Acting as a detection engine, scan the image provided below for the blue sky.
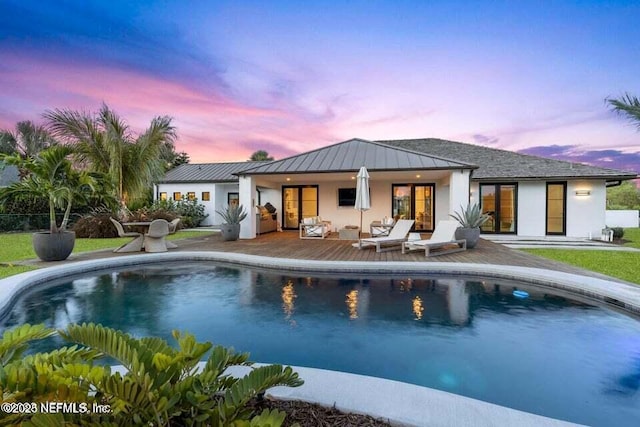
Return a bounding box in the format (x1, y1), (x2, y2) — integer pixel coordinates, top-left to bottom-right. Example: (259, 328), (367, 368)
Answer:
(0, 0), (638, 174)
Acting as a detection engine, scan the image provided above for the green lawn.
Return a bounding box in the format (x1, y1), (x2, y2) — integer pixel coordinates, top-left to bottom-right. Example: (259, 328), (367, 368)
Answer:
(623, 227), (640, 249)
(0, 230), (215, 279)
(522, 227), (640, 285)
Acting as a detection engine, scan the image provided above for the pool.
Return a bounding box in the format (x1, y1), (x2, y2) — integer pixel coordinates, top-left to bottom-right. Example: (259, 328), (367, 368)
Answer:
(2, 261), (639, 426)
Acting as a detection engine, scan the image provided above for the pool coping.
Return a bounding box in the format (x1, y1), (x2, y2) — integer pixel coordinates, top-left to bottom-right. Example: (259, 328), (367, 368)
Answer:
(0, 251), (633, 426)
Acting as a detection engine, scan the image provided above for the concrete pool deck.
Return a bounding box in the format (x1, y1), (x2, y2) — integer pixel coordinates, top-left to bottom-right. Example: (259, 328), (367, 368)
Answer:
(2, 237), (637, 426)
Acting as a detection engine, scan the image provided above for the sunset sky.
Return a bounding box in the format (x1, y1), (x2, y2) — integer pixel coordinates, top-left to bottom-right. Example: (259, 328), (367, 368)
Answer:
(0, 1), (638, 174)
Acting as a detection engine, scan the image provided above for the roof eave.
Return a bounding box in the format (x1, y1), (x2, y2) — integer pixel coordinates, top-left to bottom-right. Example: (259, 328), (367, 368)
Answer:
(235, 165), (478, 176)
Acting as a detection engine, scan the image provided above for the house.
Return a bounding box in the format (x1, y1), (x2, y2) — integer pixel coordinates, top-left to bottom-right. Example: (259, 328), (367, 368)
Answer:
(155, 138), (637, 238)
(0, 164), (19, 187)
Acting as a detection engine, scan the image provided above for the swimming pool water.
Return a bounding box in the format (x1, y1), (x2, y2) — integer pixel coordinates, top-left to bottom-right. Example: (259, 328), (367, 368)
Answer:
(2, 262), (639, 426)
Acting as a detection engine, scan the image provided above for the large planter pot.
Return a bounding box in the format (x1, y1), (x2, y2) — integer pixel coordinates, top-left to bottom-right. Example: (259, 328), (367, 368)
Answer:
(32, 231), (76, 261)
(454, 227), (481, 249)
(220, 224), (241, 241)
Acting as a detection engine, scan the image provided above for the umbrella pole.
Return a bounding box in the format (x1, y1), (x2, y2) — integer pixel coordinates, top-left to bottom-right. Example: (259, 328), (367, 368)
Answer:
(359, 210), (363, 249)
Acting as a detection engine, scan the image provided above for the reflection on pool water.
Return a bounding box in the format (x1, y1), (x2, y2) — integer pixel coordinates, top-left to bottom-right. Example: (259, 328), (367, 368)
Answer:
(2, 262), (639, 426)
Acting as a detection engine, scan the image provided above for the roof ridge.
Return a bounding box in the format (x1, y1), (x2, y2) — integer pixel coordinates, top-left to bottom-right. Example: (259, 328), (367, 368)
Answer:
(371, 139), (476, 167)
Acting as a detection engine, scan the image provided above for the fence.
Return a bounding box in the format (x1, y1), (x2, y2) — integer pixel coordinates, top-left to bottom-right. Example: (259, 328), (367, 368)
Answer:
(0, 214), (80, 232)
(605, 210), (640, 228)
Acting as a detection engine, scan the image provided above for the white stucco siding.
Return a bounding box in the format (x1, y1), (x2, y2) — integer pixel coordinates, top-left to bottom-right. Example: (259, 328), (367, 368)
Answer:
(566, 180), (606, 238)
(516, 182), (547, 236)
(449, 170), (470, 215)
(239, 176), (256, 239)
(155, 182), (217, 226)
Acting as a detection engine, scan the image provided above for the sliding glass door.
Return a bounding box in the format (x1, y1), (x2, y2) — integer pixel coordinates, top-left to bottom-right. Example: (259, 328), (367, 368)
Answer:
(480, 183), (517, 234)
(282, 186), (318, 229)
(391, 184), (434, 231)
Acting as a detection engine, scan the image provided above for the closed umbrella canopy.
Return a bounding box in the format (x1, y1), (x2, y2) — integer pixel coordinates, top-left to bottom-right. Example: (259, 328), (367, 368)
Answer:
(355, 166), (370, 245)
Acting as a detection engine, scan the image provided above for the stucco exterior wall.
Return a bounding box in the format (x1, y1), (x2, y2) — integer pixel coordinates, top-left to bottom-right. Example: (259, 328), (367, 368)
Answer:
(155, 182), (217, 226)
(516, 181), (547, 236)
(566, 180), (606, 238)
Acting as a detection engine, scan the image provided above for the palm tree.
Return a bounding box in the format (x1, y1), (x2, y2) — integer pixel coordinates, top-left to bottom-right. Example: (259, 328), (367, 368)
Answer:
(0, 121), (57, 178)
(43, 104), (177, 210)
(607, 93), (640, 130)
(249, 150), (274, 161)
(0, 146), (96, 233)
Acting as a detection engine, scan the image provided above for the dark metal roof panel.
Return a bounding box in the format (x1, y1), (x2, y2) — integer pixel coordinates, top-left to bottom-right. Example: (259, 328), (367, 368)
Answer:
(159, 161), (271, 183)
(237, 138), (474, 175)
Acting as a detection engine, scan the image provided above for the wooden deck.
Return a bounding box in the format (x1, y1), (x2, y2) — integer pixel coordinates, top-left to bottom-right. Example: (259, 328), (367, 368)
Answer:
(26, 230), (623, 282)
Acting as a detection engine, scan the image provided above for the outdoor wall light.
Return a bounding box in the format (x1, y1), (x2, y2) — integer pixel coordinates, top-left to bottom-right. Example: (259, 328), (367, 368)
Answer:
(416, 174), (421, 178)
(286, 177), (291, 181)
(575, 190), (591, 196)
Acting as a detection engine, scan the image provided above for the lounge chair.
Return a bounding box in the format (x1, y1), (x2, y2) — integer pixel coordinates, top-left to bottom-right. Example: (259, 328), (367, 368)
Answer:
(144, 219), (170, 253)
(110, 217), (144, 253)
(401, 220), (466, 257)
(358, 219), (415, 252)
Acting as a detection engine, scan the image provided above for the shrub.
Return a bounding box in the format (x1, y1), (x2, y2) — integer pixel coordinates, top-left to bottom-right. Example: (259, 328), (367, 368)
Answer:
(135, 198), (208, 228)
(612, 227), (625, 239)
(72, 209), (119, 238)
(0, 323), (303, 426)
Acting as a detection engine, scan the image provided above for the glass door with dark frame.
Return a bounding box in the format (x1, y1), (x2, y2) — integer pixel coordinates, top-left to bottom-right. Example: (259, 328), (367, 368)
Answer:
(391, 184), (435, 232)
(480, 184), (517, 234)
(546, 183), (566, 235)
(282, 186), (318, 229)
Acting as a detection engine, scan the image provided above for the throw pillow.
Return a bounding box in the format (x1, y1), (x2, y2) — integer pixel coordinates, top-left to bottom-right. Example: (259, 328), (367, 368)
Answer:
(264, 202), (276, 213)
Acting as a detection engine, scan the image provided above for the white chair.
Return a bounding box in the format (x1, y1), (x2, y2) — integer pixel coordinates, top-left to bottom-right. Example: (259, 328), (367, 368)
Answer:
(165, 218), (181, 249)
(144, 219), (170, 253)
(402, 220), (466, 257)
(299, 217), (332, 239)
(358, 219), (415, 252)
(110, 217), (144, 253)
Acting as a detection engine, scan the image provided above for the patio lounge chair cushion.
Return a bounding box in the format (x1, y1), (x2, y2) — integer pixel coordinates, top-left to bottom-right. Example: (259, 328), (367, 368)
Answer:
(358, 219), (415, 252)
(402, 220), (467, 257)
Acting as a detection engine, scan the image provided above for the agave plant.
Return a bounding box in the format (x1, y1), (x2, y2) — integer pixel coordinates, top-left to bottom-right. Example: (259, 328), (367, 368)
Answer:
(216, 204), (248, 224)
(0, 323), (303, 426)
(449, 203), (491, 228)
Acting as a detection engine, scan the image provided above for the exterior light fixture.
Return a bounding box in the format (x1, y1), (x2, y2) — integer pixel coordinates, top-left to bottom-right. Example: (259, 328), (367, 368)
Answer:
(286, 177), (291, 181)
(351, 176), (355, 180)
(575, 190), (591, 196)
(416, 174), (421, 178)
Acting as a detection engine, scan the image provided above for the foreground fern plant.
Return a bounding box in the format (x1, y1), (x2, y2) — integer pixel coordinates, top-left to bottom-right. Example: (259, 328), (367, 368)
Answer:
(0, 323), (303, 426)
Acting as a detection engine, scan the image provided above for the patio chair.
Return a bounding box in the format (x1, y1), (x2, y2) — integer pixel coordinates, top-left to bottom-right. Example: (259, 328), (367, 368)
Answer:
(299, 217), (332, 239)
(144, 219), (170, 253)
(401, 220), (466, 257)
(165, 218), (181, 249)
(110, 217), (144, 253)
(358, 219), (415, 252)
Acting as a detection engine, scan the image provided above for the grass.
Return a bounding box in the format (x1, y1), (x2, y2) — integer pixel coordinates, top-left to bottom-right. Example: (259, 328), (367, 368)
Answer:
(0, 230), (215, 279)
(623, 227), (640, 249)
(521, 249), (640, 285)
(522, 227), (640, 285)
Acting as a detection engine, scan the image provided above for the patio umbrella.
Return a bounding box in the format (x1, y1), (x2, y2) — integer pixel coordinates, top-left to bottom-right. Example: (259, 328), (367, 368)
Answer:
(354, 166), (371, 248)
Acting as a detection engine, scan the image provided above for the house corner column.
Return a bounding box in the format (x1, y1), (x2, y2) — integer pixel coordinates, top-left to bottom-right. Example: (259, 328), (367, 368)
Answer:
(449, 169), (471, 216)
(239, 175), (256, 239)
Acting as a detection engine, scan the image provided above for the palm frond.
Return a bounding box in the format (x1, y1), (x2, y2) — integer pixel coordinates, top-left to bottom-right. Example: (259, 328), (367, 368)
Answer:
(607, 93), (640, 130)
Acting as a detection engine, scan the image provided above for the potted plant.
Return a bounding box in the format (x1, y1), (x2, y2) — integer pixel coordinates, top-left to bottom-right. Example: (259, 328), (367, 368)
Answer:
(449, 203), (491, 249)
(0, 146), (97, 261)
(216, 204), (247, 241)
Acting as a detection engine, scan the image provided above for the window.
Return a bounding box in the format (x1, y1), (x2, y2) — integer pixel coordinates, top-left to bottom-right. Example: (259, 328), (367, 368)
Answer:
(228, 192), (239, 207)
(202, 191), (210, 201)
(172, 192), (181, 201)
(159, 192), (167, 201)
(546, 182), (566, 235)
(480, 184), (517, 234)
(187, 192), (196, 201)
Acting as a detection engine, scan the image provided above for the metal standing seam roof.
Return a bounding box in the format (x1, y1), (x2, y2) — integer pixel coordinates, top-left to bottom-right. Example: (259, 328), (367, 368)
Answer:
(158, 161), (271, 183)
(235, 138), (476, 175)
(380, 138), (638, 181)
